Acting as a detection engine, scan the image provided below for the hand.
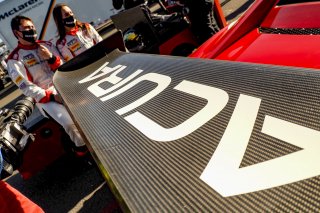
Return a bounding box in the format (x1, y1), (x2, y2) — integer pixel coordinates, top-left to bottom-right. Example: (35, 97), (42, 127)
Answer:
(38, 44), (53, 60)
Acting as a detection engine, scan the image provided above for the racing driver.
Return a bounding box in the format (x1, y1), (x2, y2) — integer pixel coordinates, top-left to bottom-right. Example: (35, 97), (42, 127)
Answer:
(53, 4), (103, 62)
(6, 15), (88, 156)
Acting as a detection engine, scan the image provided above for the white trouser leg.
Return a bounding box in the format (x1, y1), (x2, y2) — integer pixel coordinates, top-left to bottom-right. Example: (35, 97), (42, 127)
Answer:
(36, 102), (85, 147)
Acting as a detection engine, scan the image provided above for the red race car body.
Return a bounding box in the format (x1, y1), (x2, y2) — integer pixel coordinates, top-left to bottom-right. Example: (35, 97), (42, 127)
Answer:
(191, 0), (320, 69)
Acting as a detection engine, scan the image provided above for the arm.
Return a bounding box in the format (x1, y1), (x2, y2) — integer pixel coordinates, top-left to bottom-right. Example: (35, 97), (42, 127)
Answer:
(7, 59), (53, 103)
(56, 39), (75, 62)
(47, 44), (63, 71)
(89, 24), (103, 43)
(38, 43), (63, 71)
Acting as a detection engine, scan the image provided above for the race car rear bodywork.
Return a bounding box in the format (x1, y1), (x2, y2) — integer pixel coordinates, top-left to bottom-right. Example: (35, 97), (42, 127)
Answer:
(53, 48), (320, 211)
(53, 0), (320, 211)
(191, 0), (320, 69)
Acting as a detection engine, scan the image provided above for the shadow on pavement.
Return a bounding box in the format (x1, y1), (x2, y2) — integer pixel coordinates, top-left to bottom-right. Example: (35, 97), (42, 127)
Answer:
(5, 154), (122, 213)
(225, 0), (254, 21)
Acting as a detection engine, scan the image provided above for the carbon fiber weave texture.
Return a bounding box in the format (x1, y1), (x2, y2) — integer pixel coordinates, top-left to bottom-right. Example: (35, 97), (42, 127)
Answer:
(54, 50), (320, 212)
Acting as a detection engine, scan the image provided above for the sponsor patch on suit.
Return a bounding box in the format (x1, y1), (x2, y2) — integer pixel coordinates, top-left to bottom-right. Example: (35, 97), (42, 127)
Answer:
(23, 54), (39, 67)
(68, 38), (82, 52)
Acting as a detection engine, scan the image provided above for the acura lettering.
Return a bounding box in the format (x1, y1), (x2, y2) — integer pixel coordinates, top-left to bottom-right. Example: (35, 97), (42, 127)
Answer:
(79, 61), (320, 197)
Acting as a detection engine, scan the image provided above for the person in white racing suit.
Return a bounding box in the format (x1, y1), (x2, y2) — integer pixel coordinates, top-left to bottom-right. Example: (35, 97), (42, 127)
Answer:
(6, 15), (87, 156)
(53, 3), (103, 62)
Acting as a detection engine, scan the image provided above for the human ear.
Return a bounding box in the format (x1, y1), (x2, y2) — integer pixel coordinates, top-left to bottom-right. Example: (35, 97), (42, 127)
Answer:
(13, 30), (20, 38)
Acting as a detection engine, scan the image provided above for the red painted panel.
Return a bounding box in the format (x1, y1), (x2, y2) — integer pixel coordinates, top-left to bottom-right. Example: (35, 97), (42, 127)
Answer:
(216, 29), (320, 69)
(190, 0), (278, 59)
(159, 28), (198, 55)
(261, 3), (320, 28)
(18, 119), (66, 179)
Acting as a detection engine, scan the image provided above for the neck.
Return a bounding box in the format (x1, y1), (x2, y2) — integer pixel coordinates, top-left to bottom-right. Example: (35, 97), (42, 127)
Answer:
(18, 37), (35, 46)
(18, 41), (38, 50)
(65, 26), (75, 32)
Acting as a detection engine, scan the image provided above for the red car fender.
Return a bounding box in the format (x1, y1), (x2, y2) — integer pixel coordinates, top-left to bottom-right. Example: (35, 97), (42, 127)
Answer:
(190, 0), (279, 59)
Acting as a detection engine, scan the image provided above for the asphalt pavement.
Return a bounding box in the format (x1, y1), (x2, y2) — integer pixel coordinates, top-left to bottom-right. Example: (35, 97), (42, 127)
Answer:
(1, 1), (253, 212)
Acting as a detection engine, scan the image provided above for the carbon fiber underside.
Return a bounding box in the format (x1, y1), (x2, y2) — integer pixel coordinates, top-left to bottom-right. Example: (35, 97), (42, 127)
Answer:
(53, 50), (320, 212)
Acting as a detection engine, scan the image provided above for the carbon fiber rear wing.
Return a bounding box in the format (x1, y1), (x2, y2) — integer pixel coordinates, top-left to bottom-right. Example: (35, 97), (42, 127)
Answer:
(53, 49), (320, 212)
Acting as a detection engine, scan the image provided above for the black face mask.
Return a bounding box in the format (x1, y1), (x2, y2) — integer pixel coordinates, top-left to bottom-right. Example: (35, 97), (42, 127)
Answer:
(19, 29), (37, 43)
(63, 16), (76, 27)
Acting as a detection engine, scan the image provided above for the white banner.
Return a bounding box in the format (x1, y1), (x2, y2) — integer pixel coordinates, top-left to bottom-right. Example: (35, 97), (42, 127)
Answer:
(0, 0), (114, 50)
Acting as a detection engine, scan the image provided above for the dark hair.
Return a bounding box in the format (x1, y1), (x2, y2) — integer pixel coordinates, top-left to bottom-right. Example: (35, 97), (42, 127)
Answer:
(53, 3), (88, 41)
(113, 0), (123, 10)
(11, 16), (33, 38)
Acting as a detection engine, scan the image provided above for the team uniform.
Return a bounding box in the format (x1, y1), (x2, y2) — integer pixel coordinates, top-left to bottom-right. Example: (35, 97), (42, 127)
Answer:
(56, 24), (102, 62)
(6, 41), (85, 148)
